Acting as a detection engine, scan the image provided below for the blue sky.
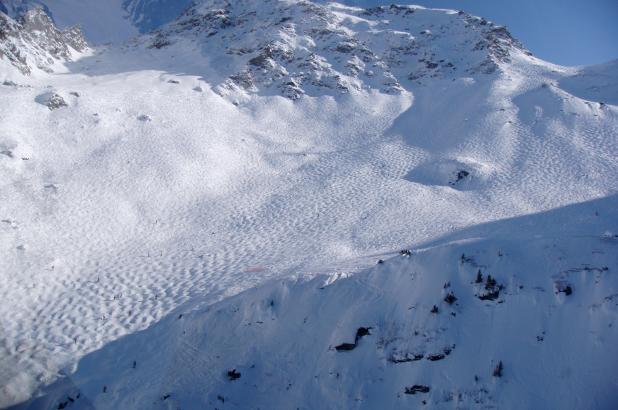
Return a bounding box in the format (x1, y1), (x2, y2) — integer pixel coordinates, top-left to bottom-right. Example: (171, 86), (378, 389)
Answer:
(341, 0), (618, 66)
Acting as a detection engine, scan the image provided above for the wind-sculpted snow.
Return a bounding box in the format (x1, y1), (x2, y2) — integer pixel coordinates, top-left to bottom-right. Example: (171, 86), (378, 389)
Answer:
(559, 59), (618, 106)
(10, 196), (618, 409)
(0, 1), (617, 408)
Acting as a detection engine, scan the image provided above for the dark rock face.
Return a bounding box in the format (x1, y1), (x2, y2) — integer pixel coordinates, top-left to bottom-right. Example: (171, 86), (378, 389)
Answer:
(0, 7), (87, 74)
(227, 368), (241, 381)
(404, 384), (430, 394)
(452, 170), (470, 184)
(335, 326), (372, 351)
(355, 327), (371, 342)
(427, 353), (445, 361)
(493, 361), (503, 377)
(334, 342), (356, 351)
(556, 282), (573, 296)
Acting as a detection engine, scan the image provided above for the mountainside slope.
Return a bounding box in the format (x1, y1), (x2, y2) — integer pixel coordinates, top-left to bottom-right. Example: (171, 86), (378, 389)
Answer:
(0, 0), (191, 43)
(122, 0), (193, 33)
(142, 0), (527, 101)
(10, 196), (618, 410)
(0, 7), (86, 74)
(0, 1), (617, 408)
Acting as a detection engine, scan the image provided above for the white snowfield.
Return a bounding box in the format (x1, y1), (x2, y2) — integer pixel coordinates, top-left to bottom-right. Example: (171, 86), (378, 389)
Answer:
(0, 1), (617, 409)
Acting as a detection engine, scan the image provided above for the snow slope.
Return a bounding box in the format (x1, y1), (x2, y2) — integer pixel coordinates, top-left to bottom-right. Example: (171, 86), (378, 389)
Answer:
(1, 1), (617, 408)
(11, 196), (618, 410)
(559, 59), (618, 106)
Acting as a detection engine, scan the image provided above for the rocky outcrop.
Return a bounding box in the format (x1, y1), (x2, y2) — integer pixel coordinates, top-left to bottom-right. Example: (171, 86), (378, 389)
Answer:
(35, 91), (67, 109)
(0, 7), (87, 74)
(140, 0), (527, 100)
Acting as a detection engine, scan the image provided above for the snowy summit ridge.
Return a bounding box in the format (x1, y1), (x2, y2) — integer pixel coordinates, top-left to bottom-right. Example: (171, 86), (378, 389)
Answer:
(144, 0), (527, 100)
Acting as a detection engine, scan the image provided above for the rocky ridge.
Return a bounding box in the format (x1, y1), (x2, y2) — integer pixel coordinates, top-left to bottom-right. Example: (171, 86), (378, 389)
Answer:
(0, 7), (87, 74)
(144, 0), (528, 100)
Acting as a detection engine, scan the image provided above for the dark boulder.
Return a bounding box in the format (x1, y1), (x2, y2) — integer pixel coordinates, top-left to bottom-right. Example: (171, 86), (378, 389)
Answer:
(227, 368), (241, 380)
(355, 327), (372, 342)
(335, 343), (356, 351)
(405, 385), (430, 394)
(427, 353), (445, 361)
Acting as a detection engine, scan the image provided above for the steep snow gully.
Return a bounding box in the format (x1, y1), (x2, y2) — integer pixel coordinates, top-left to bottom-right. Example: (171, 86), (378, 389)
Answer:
(0, 1), (617, 409)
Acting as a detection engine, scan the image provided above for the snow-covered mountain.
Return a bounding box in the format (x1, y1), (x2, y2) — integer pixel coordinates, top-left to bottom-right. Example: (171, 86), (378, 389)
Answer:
(122, 0), (193, 33)
(139, 1), (526, 101)
(1, 1), (617, 409)
(0, 6), (86, 74)
(0, 0), (193, 43)
(0, 0), (49, 18)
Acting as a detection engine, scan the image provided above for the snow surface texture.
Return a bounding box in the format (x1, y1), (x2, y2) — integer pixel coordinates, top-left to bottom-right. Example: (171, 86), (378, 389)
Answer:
(10, 201), (618, 409)
(0, 1), (617, 408)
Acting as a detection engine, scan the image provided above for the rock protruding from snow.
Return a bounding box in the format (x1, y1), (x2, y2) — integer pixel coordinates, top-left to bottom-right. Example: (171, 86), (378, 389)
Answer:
(0, 7), (87, 74)
(35, 91), (67, 109)
(141, 0), (528, 100)
(15, 218), (618, 409)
